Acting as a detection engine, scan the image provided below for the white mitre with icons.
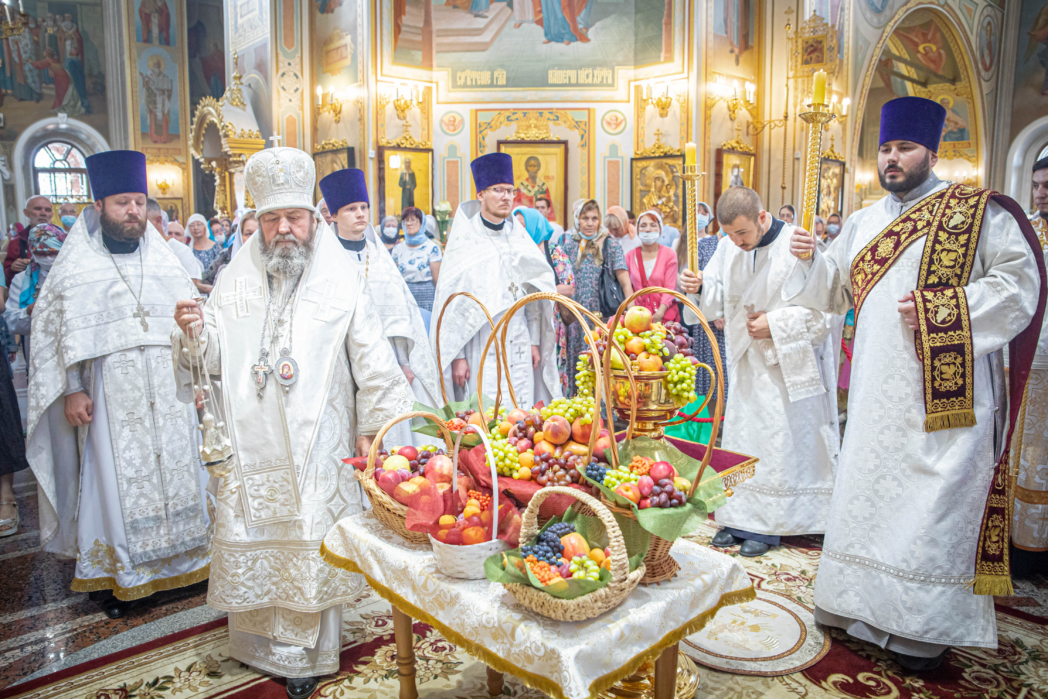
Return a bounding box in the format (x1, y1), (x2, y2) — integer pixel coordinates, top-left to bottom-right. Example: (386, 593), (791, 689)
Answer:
(245, 147), (318, 216)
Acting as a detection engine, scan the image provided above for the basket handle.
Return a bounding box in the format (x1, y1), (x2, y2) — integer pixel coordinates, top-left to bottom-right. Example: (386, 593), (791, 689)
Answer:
(434, 291), (507, 407)
(518, 485), (630, 595)
(451, 426), (500, 539)
(601, 287), (724, 497)
(660, 362), (716, 428)
(364, 411), (456, 482)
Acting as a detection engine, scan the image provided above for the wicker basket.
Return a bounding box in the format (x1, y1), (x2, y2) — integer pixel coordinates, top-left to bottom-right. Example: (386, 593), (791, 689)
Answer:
(429, 427), (509, 579)
(597, 495), (679, 584)
(503, 487), (644, 621)
(356, 411), (455, 546)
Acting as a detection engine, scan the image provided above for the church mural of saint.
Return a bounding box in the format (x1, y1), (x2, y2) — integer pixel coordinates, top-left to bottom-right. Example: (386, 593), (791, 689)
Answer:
(0, 0), (108, 145)
(1012, 0), (1048, 143)
(128, 0), (187, 158)
(498, 140), (568, 228)
(631, 156), (682, 229)
(380, 0), (686, 94)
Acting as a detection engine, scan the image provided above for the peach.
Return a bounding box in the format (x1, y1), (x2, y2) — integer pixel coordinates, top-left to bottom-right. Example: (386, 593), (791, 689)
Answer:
(507, 408), (529, 424)
(571, 416), (603, 444)
(636, 352), (664, 372)
(533, 430), (545, 443)
(393, 480), (422, 505)
(542, 416), (571, 445)
(463, 526), (488, 545)
(499, 421), (513, 436)
(592, 430), (614, 462)
(517, 466), (532, 481)
(561, 532), (590, 561)
(615, 482), (642, 504)
(408, 475), (428, 487)
(533, 439), (556, 458)
(382, 454), (410, 472)
(424, 455), (454, 484)
(516, 439), (533, 453)
(624, 336), (646, 356)
(517, 452), (535, 469)
(377, 470), (402, 496)
(624, 306), (653, 334)
(467, 411), (487, 428)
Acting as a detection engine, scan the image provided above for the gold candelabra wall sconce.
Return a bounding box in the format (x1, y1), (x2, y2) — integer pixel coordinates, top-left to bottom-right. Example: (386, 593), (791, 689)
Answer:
(316, 86), (350, 123)
(392, 84), (423, 123)
(707, 76), (757, 121)
(640, 81), (684, 119)
(155, 178), (172, 195)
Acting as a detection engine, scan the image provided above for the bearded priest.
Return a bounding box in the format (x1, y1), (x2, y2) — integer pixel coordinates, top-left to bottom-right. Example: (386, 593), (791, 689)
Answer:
(432, 153), (561, 406)
(318, 167), (441, 448)
(786, 96), (1047, 671)
(678, 186), (840, 558)
(172, 147), (413, 699)
(26, 150), (209, 620)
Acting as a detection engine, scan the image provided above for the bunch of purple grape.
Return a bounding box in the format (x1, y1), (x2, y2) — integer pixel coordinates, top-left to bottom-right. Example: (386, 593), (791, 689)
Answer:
(650, 478), (688, 508)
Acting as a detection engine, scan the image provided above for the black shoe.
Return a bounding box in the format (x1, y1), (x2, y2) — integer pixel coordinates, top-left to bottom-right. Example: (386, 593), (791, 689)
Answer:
(101, 596), (134, 619)
(738, 539), (770, 557)
(894, 650), (947, 672)
(286, 676), (319, 699)
(711, 530), (740, 547)
(88, 590), (114, 602)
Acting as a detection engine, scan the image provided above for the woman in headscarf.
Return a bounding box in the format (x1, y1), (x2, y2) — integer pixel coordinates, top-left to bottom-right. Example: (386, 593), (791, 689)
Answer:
(626, 210), (679, 324)
(186, 213), (221, 271)
(605, 204), (640, 255)
(514, 206), (575, 396)
(559, 199), (633, 396)
(390, 206), (442, 311)
(4, 223), (66, 362)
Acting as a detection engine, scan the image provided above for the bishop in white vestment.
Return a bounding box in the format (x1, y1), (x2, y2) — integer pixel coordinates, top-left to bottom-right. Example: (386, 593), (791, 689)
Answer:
(785, 97), (1045, 669)
(432, 153), (561, 408)
(173, 148), (413, 697)
(26, 151), (208, 619)
(680, 187), (839, 558)
(319, 168), (441, 448)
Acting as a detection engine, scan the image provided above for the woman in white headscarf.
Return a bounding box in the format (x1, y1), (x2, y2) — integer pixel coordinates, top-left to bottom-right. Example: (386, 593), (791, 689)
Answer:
(186, 213), (221, 271)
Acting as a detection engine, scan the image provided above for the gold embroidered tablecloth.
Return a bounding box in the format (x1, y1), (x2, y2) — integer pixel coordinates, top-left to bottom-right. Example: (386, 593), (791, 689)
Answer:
(321, 510), (755, 699)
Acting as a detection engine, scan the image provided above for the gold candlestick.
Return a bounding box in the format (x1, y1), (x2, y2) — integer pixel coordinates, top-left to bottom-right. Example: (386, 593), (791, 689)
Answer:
(797, 102), (837, 257)
(680, 165), (705, 273)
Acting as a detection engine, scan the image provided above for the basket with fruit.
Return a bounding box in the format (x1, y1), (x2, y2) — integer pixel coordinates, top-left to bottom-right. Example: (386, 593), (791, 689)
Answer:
(358, 411), (458, 545)
(428, 426), (516, 579)
(485, 486), (646, 622)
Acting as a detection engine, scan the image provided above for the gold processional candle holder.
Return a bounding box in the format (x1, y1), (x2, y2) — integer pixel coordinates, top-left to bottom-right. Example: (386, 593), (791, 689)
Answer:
(184, 296), (234, 478)
(797, 70), (837, 259)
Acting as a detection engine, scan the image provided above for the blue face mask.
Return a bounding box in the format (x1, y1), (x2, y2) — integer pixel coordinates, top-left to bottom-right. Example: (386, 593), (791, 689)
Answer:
(60, 214), (77, 228)
(578, 227), (600, 241)
(694, 213), (710, 230)
(826, 224), (841, 236)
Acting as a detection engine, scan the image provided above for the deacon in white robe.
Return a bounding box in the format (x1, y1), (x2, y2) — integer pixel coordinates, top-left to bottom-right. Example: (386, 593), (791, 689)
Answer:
(432, 152), (561, 409)
(27, 151), (208, 620)
(680, 187), (838, 558)
(785, 97), (1044, 669)
(1013, 162), (1048, 552)
(173, 148), (413, 696)
(319, 168), (441, 448)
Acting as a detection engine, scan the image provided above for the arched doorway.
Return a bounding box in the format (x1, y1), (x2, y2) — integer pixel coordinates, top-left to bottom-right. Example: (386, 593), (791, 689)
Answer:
(851, 7), (983, 211)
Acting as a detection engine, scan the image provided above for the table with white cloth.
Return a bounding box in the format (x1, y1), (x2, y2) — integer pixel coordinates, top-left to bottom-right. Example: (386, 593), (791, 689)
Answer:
(321, 510), (755, 699)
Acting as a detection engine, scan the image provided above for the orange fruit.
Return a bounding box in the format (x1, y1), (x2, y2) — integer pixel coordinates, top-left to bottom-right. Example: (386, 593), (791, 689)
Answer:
(517, 466), (532, 481)
(588, 548), (606, 565)
(462, 505), (481, 520)
(438, 515), (456, 529)
(499, 421), (513, 436)
(518, 452), (535, 469)
(462, 526), (488, 546)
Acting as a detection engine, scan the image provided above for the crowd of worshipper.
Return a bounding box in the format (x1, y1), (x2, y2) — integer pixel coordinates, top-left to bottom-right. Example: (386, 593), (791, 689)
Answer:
(0, 95), (1045, 699)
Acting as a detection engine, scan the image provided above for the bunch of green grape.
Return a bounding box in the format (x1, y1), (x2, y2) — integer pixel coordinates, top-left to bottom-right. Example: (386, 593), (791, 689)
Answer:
(664, 354), (699, 405)
(489, 433), (521, 476)
(638, 330), (668, 356)
(613, 326), (634, 348)
(602, 464), (640, 489)
(484, 405), (508, 421)
(574, 355), (595, 398)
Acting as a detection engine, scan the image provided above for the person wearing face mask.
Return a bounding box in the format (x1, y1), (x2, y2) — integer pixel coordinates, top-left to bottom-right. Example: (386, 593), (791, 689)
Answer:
(5, 223), (67, 362)
(825, 212), (842, 240)
(379, 215), (400, 250)
(626, 210), (678, 324)
(201, 210), (259, 285)
(679, 186), (840, 560)
(59, 202), (78, 231)
(391, 206), (442, 311)
(320, 168), (442, 449)
(560, 199), (634, 396)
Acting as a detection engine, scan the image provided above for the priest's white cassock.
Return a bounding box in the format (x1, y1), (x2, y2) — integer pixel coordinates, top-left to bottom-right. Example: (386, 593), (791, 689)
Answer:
(784, 170), (1040, 655)
(173, 147), (414, 679)
(27, 203), (209, 600)
(685, 216), (839, 538)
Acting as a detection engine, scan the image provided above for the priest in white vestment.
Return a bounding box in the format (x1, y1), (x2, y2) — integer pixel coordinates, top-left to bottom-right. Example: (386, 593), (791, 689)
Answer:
(319, 167), (441, 448)
(1013, 158), (1048, 553)
(431, 152), (561, 408)
(679, 186), (839, 558)
(173, 147), (414, 699)
(26, 151), (209, 619)
(785, 97), (1046, 670)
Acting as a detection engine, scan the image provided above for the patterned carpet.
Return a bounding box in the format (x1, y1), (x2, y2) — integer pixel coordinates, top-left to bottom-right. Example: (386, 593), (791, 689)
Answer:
(3, 521), (1047, 699)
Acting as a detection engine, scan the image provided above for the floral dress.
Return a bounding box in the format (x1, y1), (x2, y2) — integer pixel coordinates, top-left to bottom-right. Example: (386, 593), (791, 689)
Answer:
(544, 241), (575, 397)
(192, 243), (223, 273)
(559, 235), (627, 397)
(391, 239), (443, 311)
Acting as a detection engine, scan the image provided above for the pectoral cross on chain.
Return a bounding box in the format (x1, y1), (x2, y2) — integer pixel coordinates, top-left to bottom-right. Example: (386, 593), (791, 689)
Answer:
(252, 358), (272, 399)
(508, 281), (520, 300)
(133, 304), (150, 331)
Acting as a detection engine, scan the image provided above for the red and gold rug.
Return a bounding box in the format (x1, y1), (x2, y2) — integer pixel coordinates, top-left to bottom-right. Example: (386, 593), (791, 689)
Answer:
(3, 524), (1046, 699)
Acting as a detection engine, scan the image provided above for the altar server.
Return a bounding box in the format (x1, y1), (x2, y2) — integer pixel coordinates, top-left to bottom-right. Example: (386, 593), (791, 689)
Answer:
(679, 186), (839, 557)
(786, 96), (1046, 670)
(319, 167), (441, 446)
(26, 150), (208, 619)
(432, 152), (561, 406)
(173, 147), (413, 699)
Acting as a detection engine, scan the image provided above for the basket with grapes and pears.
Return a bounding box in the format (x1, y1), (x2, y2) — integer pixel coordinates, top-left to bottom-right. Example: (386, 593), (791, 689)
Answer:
(573, 287), (759, 584)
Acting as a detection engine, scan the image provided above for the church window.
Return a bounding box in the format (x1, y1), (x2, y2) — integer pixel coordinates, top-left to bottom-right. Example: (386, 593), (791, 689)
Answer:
(32, 141), (91, 201)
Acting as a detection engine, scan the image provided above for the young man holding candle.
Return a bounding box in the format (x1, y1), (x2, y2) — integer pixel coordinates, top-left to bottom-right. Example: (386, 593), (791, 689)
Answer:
(785, 96), (1045, 670)
(678, 186), (840, 557)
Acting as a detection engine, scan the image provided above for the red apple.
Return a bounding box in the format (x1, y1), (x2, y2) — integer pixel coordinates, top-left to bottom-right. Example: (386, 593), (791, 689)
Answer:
(377, 470), (401, 496)
(649, 461), (676, 482)
(542, 416), (571, 445)
(393, 480), (422, 505)
(571, 416), (603, 444)
(638, 498), (651, 509)
(507, 408), (529, 424)
(637, 475), (654, 497)
(615, 482), (642, 504)
(516, 439), (533, 453)
(624, 306), (653, 334)
(592, 429), (613, 462)
(424, 455), (454, 484)
(533, 440), (556, 458)
(397, 445), (419, 462)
